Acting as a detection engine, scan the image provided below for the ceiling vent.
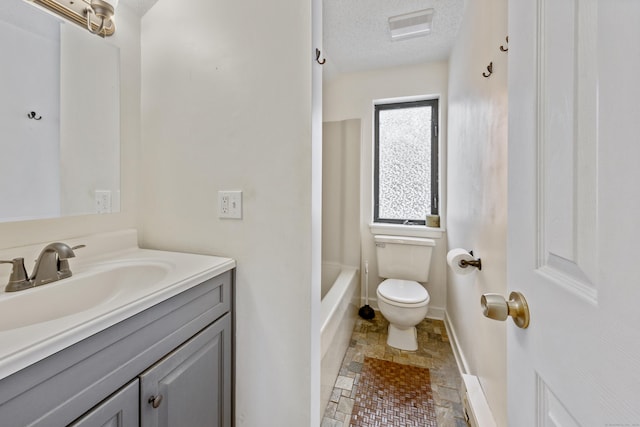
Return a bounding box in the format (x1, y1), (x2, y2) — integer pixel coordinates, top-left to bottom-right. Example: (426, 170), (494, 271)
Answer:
(388, 8), (434, 41)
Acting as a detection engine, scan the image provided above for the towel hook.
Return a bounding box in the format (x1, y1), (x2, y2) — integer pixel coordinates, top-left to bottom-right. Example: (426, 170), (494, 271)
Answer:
(315, 48), (326, 65)
(482, 62), (493, 78)
(27, 111), (42, 120)
(500, 36), (509, 52)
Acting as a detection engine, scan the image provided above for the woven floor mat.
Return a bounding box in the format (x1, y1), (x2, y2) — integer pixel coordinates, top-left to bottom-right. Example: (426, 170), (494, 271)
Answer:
(349, 357), (437, 427)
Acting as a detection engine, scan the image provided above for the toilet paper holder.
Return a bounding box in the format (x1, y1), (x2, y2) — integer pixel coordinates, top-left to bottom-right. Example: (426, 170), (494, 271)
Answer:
(459, 250), (482, 271)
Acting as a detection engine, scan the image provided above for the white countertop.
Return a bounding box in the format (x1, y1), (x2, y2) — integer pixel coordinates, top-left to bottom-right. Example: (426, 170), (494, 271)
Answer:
(0, 230), (235, 381)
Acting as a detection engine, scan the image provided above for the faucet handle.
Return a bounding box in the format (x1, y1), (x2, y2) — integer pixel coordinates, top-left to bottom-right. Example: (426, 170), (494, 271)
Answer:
(58, 244), (86, 279)
(1, 258), (34, 292)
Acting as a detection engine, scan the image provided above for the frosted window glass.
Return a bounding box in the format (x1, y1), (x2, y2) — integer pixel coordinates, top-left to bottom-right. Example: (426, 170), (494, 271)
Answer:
(378, 105), (432, 221)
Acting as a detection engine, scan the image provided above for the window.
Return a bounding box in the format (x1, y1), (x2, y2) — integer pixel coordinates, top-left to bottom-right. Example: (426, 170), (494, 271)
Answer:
(374, 99), (439, 225)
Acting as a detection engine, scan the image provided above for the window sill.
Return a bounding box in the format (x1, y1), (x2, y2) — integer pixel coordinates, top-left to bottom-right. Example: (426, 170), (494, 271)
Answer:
(369, 223), (445, 239)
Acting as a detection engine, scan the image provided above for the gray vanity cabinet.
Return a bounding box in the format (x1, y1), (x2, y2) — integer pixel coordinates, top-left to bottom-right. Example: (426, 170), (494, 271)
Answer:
(0, 269), (234, 427)
(139, 315), (231, 427)
(69, 315), (231, 427)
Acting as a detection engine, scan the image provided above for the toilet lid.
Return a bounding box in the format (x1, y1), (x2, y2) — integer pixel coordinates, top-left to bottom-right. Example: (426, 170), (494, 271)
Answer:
(378, 279), (429, 304)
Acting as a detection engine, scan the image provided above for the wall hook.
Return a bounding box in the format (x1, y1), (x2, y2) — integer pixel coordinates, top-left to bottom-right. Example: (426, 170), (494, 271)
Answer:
(315, 48), (326, 65)
(500, 36), (509, 52)
(27, 111), (42, 120)
(482, 62), (493, 78)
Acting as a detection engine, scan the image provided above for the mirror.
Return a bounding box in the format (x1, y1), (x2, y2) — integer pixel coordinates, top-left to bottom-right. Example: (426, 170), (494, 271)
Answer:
(0, 0), (120, 223)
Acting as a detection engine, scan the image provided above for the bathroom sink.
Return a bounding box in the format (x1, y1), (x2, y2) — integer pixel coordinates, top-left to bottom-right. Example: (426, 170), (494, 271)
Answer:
(0, 229), (236, 382)
(0, 261), (171, 332)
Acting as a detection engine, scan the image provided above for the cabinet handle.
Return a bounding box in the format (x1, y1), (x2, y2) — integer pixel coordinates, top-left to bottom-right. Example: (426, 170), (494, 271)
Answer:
(148, 394), (163, 409)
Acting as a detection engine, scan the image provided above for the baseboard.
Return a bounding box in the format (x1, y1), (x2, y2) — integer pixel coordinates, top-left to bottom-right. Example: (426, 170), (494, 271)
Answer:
(461, 374), (497, 427)
(443, 311), (470, 374)
(444, 312), (497, 427)
(426, 306), (445, 320)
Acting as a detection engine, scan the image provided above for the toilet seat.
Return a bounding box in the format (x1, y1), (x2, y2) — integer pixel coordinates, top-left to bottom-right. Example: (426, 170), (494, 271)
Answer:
(377, 279), (429, 307)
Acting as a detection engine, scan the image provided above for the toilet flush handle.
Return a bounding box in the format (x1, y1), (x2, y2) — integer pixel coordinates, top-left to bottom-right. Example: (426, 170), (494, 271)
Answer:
(480, 291), (530, 329)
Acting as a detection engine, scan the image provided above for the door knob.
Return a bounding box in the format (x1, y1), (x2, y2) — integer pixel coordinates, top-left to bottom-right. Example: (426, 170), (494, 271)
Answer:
(480, 291), (530, 329)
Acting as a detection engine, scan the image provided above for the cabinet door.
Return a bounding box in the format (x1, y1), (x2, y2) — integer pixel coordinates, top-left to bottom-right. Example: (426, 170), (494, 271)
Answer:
(140, 314), (231, 427)
(69, 380), (139, 427)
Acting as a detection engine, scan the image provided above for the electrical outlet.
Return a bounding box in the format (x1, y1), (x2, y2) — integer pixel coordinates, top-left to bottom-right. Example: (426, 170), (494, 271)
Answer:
(220, 194), (230, 215)
(95, 190), (112, 214)
(218, 191), (242, 219)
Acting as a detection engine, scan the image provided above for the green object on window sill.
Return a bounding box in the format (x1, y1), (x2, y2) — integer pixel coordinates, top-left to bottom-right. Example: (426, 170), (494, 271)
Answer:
(426, 214), (440, 228)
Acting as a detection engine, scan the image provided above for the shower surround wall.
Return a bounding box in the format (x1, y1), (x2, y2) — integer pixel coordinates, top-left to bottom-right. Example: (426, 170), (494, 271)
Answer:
(320, 119), (361, 414)
(322, 119), (361, 271)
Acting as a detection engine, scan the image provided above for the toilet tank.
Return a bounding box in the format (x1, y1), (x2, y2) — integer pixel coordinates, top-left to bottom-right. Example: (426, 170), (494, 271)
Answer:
(374, 235), (436, 282)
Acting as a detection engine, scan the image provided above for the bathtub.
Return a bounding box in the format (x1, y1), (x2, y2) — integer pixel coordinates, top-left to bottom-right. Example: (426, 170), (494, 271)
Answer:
(320, 263), (360, 416)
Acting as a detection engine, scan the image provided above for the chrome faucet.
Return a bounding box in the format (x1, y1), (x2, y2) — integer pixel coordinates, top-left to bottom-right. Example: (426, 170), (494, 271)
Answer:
(1, 243), (85, 292)
(31, 243), (84, 287)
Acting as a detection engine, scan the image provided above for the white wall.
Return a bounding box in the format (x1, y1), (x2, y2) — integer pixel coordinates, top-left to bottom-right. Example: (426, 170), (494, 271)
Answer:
(446, 0), (508, 425)
(139, 1), (316, 425)
(0, 3), (140, 250)
(323, 62), (449, 317)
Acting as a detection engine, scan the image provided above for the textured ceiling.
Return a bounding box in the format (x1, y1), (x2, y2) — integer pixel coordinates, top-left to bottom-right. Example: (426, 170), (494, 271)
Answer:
(323, 0), (465, 78)
(128, 0), (464, 78)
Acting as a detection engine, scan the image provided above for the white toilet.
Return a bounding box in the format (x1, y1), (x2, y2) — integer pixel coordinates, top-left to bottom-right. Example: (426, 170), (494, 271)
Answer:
(374, 235), (435, 351)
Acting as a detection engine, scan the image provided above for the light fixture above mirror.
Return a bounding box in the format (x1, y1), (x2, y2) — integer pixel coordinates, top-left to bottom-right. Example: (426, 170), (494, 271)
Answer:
(85, 0), (118, 36)
(29, 0), (118, 37)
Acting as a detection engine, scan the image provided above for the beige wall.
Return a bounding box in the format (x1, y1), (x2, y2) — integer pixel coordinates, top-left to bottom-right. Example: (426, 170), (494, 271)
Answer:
(0, 3), (140, 250)
(139, 0), (316, 425)
(446, 0), (508, 425)
(323, 62), (449, 317)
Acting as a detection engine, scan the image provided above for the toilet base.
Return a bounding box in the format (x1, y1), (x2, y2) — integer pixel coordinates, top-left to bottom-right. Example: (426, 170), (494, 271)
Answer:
(386, 324), (418, 351)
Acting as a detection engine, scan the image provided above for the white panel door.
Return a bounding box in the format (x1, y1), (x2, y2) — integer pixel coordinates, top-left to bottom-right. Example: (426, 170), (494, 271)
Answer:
(508, 0), (640, 425)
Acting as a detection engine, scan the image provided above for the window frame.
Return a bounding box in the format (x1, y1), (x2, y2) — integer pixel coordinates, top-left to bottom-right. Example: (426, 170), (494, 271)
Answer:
(373, 98), (439, 225)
